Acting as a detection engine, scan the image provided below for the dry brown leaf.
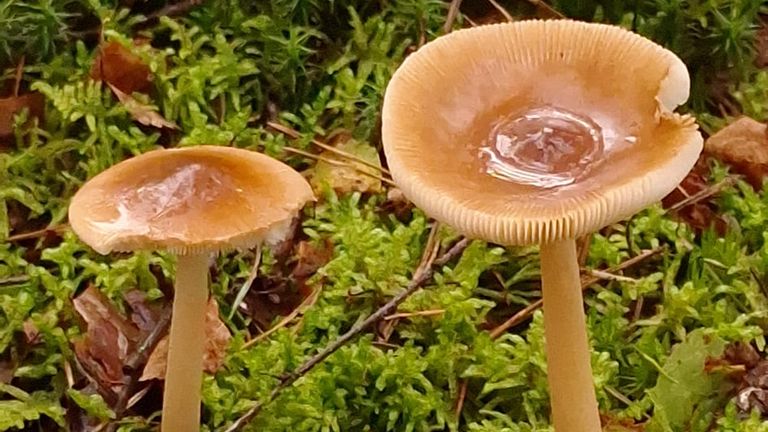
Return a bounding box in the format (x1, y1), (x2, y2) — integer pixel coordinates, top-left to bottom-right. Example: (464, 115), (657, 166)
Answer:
(309, 137), (383, 195)
(705, 116), (768, 189)
(73, 286), (141, 387)
(0, 93), (45, 145)
(661, 158), (727, 234)
(140, 297), (231, 381)
(90, 41), (152, 95)
(108, 83), (178, 130)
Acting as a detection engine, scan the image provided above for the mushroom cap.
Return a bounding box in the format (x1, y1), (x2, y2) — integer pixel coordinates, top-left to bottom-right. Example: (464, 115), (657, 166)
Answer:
(68, 145), (314, 255)
(382, 20), (703, 245)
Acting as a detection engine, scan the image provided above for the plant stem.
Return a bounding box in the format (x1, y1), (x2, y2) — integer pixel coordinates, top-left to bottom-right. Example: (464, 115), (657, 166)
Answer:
(539, 239), (601, 432)
(162, 253), (209, 432)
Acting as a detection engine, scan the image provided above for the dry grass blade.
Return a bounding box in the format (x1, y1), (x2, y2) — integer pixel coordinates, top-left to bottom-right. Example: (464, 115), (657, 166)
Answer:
(384, 309), (445, 321)
(267, 121), (392, 177)
(228, 245), (261, 321)
(524, 0), (565, 18)
(284, 146), (397, 187)
(455, 379), (468, 419)
(7, 225), (66, 242)
(444, 0), (465, 33)
(489, 246), (665, 339)
(487, 0), (514, 21)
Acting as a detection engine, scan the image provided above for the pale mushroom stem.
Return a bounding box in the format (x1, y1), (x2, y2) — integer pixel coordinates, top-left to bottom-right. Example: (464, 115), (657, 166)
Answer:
(539, 239), (601, 432)
(162, 253), (209, 431)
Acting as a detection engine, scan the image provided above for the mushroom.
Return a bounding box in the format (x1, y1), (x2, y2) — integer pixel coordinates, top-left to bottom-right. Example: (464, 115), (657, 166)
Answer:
(381, 20), (702, 431)
(68, 145), (314, 431)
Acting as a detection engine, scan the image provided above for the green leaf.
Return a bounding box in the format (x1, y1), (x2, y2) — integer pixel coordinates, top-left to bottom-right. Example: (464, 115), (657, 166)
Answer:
(646, 329), (731, 432)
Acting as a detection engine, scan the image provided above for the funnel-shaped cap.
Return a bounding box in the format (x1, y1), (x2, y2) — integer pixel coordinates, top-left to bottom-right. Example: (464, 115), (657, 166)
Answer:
(382, 20), (702, 245)
(69, 146), (314, 255)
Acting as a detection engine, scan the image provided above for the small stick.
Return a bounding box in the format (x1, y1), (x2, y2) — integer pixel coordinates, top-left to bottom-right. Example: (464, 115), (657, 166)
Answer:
(13, 56), (25, 97)
(223, 230), (469, 432)
(283, 146), (397, 188)
(666, 176), (737, 213)
(586, 269), (638, 283)
(268, 122), (392, 177)
(489, 246), (665, 339)
(487, 0), (514, 21)
(443, 0), (465, 33)
(7, 225), (66, 242)
(524, 0), (565, 18)
(384, 309), (445, 321)
(455, 379), (468, 420)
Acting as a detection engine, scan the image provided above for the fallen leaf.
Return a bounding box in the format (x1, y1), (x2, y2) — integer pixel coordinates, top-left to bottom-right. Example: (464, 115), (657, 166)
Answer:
(309, 136), (383, 195)
(661, 158), (728, 234)
(292, 239), (334, 280)
(704, 116), (768, 189)
(73, 286), (141, 389)
(22, 320), (40, 345)
(108, 83), (178, 130)
(646, 330), (730, 432)
(123, 289), (163, 333)
(90, 41), (152, 95)
(0, 93), (45, 145)
(140, 297), (231, 381)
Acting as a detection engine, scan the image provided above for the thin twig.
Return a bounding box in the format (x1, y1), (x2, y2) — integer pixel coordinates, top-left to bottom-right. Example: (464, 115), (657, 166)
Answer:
(489, 246), (665, 339)
(666, 176), (738, 213)
(443, 0), (464, 34)
(13, 56), (25, 97)
(586, 269), (638, 283)
(524, 0), (565, 18)
(267, 121), (392, 177)
(143, 0), (204, 22)
(243, 287), (321, 348)
(384, 309), (445, 321)
(455, 379), (468, 420)
(7, 225), (66, 242)
(283, 146), (397, 187)
(487, 0), (514, 21)
(223, 230), (468, 432)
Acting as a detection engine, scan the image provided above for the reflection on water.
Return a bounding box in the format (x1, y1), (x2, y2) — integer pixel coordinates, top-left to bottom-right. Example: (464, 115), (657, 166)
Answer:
(479, 106), (610, 188)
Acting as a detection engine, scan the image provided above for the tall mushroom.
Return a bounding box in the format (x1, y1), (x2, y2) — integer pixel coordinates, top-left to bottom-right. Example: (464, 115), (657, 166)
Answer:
(68, 145), (314, 431)
(381, 20), (702, 431)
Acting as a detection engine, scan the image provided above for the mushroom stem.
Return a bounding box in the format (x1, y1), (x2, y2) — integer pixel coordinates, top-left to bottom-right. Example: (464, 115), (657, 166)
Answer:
(162, 253), (209, 431)
(539, 239), (601, 432)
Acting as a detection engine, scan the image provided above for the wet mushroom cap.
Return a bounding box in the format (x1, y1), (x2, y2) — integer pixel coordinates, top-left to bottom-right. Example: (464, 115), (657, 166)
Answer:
(68, 145), (314, 255)
(382, 20), (703, 245)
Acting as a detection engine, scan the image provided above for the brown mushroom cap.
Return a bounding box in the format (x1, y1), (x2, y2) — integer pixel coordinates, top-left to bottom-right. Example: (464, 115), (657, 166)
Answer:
(68, 145), (314, 254)
(382, 20), (703, 245)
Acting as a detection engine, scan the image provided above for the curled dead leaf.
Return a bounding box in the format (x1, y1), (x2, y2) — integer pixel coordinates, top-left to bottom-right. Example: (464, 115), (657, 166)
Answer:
(705, 116), (768, 189)
(73, 286), (141, 388)
(108, 83), (178, 130)
(309, 136), (383, 195)
(90, 41), (152, 95)
(140, 297), (231, 381)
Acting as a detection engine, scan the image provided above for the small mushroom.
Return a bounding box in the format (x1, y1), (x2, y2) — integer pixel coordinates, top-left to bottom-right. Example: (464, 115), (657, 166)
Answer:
(68, 145), (314, 431)
(382, 21), (702, 431)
